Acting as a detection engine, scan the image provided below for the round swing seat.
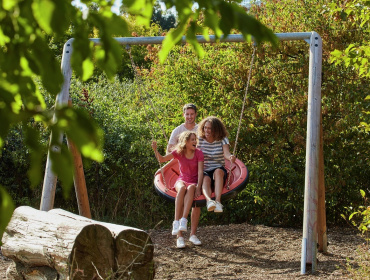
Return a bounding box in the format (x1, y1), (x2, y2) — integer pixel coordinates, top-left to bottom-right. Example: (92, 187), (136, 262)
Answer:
(154, 158), (249, 207)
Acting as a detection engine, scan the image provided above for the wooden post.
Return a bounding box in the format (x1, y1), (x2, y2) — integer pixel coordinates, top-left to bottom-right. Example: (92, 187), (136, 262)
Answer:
(40, 39), (74, 211)
(301, 32), (322, 274)
(67, 99), (92, 219)
(317, 112), (327, 252)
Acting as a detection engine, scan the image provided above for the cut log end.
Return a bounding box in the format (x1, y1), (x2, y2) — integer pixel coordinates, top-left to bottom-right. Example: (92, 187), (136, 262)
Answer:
(69, 224), (114, 280)
(115, 229), (154, 277)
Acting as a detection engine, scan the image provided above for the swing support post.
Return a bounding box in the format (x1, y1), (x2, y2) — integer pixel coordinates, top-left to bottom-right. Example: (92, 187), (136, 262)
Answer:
(301, 32), (323, 274)
(40, 38), (74, 211)
(41, 32), (324, 274)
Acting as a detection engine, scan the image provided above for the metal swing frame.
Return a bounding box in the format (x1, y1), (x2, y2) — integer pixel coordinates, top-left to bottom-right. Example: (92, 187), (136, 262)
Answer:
(40, 32), (324, 274)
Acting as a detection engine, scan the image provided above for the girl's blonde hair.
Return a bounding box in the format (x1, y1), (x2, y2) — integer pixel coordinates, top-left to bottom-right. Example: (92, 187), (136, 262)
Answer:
(174, 131), (197, 155)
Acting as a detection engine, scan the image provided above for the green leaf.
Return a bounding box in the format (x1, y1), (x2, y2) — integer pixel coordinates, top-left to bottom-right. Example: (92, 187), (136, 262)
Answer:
(56, 107), (104, 162)
(24, 125), (44, 187)
(28, 37), (64, 95)
(32, 0), (70, 36)
(32, 0), (56, 34)
(122, 0), (154, 26)
(360, 189), (365, 198)
(94, 39), (122, 79)
(204, 9), (223, 38)
(0, 27), (11, 45)
(0, 185), (15, 245)
(82, 58), (94, 81)
(349, 212), (357, 220)
(2, 0), (18, 11)
(72, 37), (93, 80)
(49, 144), (74, 198)
(159, 20), (189, 63)
(186, 22), (205, 59)
(108, 13), (129, 37)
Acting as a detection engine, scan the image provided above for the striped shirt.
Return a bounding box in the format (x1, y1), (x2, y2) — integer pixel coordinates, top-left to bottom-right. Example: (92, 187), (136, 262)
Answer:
(198, 137), (229, 171)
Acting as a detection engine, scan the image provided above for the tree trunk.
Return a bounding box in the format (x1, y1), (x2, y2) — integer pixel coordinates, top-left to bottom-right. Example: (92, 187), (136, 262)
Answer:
(1, 206), (154, 280)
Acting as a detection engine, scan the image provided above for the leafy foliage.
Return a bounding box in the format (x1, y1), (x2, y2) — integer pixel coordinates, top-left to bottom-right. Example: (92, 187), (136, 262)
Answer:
(325, 0), (370, 133)
(342, 190), (370, 279)
(342, 190), (370, 242)
(67, 76), (171, 226)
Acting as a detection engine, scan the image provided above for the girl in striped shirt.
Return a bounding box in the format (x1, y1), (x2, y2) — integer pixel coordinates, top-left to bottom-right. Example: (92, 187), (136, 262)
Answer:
(197, 116), (236, 213)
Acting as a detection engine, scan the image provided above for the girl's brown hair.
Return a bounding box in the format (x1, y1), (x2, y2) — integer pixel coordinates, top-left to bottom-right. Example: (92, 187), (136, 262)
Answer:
(197, 116), (228, 141)
(174, 131), (197, 155)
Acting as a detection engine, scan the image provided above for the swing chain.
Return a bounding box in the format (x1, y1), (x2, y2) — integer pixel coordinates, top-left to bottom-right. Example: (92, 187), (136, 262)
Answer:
(226, 44), (256, 190)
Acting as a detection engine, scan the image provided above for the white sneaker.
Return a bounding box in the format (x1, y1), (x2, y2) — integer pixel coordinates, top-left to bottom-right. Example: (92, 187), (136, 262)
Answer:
(176, 237), (185, 248)
(214, 201), (223, 213)
(179, 218), (187, 232)
(172, 220), (179, 235)
(207, 200), (216, 212)
(189, 235), (202, 246)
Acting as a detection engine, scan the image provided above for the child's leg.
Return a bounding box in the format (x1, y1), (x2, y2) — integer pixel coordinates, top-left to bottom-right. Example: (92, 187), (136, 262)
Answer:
(190, 207), (201, 236)
(174, 181), (186, 220)
(202, 176), (213, 202)
(213, 168), (225, 202)
(182, 184), (195, 219)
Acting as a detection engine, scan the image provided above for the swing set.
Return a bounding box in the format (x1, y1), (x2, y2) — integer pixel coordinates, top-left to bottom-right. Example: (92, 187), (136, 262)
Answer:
(40, 32), (325, 275)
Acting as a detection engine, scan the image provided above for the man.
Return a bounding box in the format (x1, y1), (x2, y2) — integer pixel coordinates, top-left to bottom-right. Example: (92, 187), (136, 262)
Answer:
(167, 103), (198, 153)
(167, 103), (202, 248)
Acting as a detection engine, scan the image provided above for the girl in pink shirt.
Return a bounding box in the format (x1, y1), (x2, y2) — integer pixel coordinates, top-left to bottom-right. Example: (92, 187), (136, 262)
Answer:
(152, 131), (204, 247)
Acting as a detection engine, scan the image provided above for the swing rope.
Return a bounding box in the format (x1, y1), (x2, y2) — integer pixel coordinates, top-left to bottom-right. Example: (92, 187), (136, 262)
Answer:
(126, 45), (169, 191)
(226, 44), (256, 190)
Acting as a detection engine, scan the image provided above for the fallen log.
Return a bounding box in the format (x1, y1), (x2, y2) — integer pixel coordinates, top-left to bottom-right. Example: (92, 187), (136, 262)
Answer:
(49, 208), (154, 278)
(1, 206), (154, 280)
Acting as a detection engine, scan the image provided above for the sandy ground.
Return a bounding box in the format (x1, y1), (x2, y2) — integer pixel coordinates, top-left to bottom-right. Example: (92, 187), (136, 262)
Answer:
(1, 223), (366, 279)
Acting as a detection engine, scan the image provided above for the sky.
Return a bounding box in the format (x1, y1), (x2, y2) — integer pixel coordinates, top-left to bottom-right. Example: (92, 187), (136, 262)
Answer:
(72, 0), (122, 14)
(72, 0), (253, 15)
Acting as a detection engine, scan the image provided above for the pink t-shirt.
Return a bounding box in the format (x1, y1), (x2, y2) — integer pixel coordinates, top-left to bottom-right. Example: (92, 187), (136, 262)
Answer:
(172, 149), (204, 184)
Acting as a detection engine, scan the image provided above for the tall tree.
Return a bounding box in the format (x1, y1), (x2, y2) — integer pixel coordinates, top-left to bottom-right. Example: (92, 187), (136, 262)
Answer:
(151, 1), (177, 31)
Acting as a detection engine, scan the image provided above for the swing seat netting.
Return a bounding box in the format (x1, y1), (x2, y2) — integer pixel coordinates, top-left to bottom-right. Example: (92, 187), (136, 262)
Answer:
(154, 158), (249, 207)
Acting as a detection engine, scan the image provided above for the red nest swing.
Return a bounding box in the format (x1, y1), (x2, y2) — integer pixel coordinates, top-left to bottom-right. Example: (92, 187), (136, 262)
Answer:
(154, 158), (249, 207)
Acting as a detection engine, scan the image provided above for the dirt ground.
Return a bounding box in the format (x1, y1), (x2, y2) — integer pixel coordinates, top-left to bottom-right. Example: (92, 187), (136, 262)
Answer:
(1, 223), (365, 279)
